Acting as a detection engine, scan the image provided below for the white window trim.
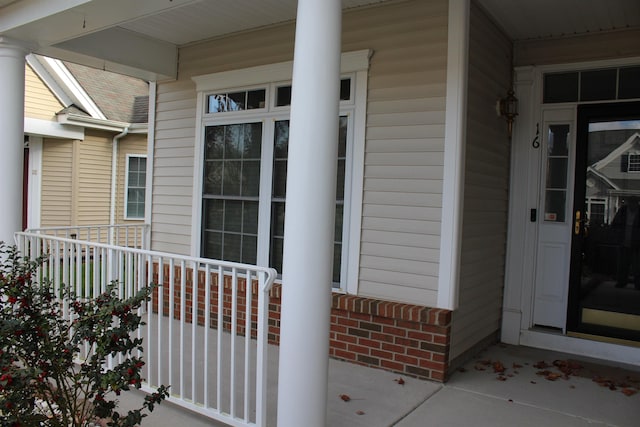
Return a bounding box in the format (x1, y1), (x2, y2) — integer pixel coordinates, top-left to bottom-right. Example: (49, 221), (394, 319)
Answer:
(191, 50), (371, 294)
(124, 154), (147, 220)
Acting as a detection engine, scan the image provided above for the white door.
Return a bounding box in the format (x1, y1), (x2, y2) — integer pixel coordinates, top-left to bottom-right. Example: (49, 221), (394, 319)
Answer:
(532, 107), (576, 329)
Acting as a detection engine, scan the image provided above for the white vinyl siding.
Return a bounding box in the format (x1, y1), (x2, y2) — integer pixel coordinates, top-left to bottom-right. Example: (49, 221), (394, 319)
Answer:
(152, 0), (448, 306)
(449, 2), (512, 362)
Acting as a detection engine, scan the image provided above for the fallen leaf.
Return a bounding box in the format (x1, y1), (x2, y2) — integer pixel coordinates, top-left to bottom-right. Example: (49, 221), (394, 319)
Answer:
(458, 367), (467, 373)
(394, 377), (405, 385)
(508, 399), (513, 402)
(533, 361), (550, 369)
(512, 363), (523, 369)
(493, 361), (506, 373)
(496, 375), (507, 381)
(339, 394), (351, 402)
(622, 388), (637, 397)
(530, 381), (537, 384)
(356, 410), (365, 415)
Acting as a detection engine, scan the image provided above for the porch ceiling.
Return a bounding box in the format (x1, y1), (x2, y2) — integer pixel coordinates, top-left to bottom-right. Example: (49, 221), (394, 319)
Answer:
(477, 0), (640, 41)
(1, 0), (639, 81)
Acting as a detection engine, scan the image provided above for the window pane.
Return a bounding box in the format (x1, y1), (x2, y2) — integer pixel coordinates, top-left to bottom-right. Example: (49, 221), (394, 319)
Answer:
(202, 231), (222, 259)
(224, 201), (242, 233)
(276, 86), (292, 107)
(203, 160), (223, 194)
(243, 160), (261, 197)
(273, 160), (287, 199)
(222, 161), (242, 195)
(619, 67), (640, 99)
(243, 235), (257, 265)
(243, 202), (259, 235)
(203, 199), (223, 230)
(543, 72), (578, 103)
(270, 236), (284, 273)
(340, 78), (351, 101)
(334, 204), (343, 242)
(207, 90), (266, 113)
(580, 69), (617, 102)
(271, 202), (285, 238)
(246, 89), (266, 109)
(224, 233), (241, 262)
(545, 190), (567, 222)
(332, 242), (342, 284)
(205, 126), (224, 158)
(546, 158), (568, 188)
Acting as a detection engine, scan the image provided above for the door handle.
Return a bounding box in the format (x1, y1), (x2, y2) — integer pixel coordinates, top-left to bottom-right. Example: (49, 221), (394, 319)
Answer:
(574, 210), (581, 235)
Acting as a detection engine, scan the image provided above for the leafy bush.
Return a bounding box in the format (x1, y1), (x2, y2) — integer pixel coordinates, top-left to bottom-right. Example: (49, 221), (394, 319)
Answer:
(0, 245), (168, 426)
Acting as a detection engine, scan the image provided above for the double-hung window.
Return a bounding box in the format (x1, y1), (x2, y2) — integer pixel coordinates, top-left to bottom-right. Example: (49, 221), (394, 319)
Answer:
(125, 155), (147, 220)
(193, 51), (369, 290)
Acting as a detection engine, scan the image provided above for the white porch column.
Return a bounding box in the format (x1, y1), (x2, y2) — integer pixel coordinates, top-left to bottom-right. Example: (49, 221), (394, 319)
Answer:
(0, 38), (28, 243)
(276, 0), (342, 426)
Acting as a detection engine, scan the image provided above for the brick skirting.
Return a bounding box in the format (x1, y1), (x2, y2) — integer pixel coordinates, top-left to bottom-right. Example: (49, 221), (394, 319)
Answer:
(151, 263), (452, 382)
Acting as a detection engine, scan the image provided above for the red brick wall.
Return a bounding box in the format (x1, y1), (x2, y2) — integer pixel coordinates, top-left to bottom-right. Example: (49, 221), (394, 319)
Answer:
(150, 263), (452, 382)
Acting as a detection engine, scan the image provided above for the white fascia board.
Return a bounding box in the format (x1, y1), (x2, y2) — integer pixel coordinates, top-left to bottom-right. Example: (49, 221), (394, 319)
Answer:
(42, 56), (106, 120)
(25, 117), (84, 140)
(25, 54), (73, 108)
(57, 113), (130, 133)
(193, 50), (372, 92)
(0, 0), (91, 33)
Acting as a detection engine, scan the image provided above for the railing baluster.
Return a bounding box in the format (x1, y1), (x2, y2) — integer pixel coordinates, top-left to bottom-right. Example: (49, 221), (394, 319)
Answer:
(216, 265), (223, 413)
(168, 258), (175, 395)
(204, 264), (211, 408)
(157, 256), (164, 387)
(230, 267), (238, 418)
(179, 259), (186, 400)
(244, 269), (253, 421)
(191, 261), (197, 403)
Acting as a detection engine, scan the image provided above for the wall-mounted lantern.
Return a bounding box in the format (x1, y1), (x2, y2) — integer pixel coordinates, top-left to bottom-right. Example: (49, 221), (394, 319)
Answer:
(497, 89), (518, 139)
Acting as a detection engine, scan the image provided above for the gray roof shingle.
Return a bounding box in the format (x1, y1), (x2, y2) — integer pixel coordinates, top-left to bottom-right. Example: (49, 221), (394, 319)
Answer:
(63, 62), (149, 123)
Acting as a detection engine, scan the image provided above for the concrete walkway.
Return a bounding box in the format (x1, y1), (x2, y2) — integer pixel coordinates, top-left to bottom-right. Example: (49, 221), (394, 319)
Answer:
(119, 343), (640, 426)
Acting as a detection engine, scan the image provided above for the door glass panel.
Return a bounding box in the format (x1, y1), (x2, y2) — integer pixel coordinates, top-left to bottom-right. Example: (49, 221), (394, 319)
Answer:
(544, 125), (570, 222)
(576, 113), (640, 340)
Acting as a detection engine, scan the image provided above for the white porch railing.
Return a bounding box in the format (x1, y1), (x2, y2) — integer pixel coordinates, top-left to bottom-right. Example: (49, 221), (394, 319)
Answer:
(26, 224), (150, 250)
(14, 231), (277, 427)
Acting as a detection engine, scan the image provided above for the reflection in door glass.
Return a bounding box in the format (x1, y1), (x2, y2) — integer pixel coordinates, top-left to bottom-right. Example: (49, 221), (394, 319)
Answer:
(578, 118), (640, 340)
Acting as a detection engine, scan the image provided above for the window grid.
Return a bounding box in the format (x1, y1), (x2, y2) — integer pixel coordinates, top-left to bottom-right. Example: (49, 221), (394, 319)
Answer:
(125, 156), (146, 220)
(200, 78), (355, 286)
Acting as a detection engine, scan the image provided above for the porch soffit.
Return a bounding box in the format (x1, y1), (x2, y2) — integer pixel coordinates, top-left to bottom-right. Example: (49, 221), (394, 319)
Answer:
(477, 0), (640, 42)
(1, 0), (639, 80)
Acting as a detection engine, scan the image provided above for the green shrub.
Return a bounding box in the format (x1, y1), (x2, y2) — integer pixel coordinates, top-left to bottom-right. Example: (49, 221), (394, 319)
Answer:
(0, 245), (168, 426)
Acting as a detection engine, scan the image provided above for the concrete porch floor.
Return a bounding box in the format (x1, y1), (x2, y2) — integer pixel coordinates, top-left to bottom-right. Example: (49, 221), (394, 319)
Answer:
(119, 343), (640, 426)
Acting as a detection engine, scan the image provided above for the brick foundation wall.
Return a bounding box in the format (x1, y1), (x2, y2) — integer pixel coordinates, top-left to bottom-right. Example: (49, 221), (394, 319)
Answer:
(150, 263), (452, 382)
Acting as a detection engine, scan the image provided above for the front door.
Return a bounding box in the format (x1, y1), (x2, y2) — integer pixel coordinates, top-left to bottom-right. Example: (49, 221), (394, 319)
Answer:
(567, 101), (640, 342)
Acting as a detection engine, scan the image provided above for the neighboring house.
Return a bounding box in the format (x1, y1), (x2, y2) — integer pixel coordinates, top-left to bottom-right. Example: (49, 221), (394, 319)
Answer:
(1, 0), (640, 421)
(23, 55), (149, 235)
